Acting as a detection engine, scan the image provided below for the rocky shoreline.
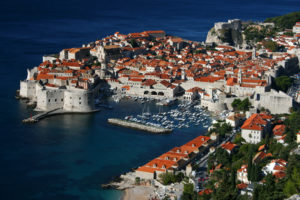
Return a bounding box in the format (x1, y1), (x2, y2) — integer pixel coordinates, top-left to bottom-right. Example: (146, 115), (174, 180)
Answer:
(102, 172), (156, 200)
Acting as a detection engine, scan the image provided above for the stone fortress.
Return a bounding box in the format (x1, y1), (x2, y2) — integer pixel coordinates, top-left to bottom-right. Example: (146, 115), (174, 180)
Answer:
(214, 19), (242, 31)
(19, 48), (101, 113)
(206, 19), (243, 46)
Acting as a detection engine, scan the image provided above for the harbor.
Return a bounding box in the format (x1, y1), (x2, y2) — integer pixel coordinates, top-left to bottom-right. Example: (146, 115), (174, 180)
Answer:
(121, 98), (212, 131)
(92, 91), (213, 133)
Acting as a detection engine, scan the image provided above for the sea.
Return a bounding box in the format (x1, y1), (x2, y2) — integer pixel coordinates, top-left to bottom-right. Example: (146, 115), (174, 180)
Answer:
(0, 0), (299, 199)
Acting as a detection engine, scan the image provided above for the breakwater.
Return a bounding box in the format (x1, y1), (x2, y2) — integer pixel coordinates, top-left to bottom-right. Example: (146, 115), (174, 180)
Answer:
(22, 108), (100, 123)
(108, 118), (173, 134)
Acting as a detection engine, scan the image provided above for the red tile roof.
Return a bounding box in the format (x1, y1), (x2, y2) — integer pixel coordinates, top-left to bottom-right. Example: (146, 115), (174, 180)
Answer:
(237, 183), (248, 189)
(274, 171), (286, 179)
(241, 113), (272, 131)
(136, 136), (210, 175)
(198, 189), (213, 196)
(273, 124), (286, 136)
(258, 144), (265, 151)
(221, 142), (237, 152)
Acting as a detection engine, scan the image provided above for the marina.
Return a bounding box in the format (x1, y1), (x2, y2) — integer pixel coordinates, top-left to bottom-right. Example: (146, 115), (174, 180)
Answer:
(95, 91), (212, 133)
(122, 100), (212, 131)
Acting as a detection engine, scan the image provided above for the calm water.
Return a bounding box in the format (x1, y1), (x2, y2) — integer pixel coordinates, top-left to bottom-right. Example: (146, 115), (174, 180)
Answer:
(0, 0), (300, 199)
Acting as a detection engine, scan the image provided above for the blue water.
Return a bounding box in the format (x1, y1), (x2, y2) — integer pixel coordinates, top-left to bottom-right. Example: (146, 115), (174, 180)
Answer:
(0, 0), (300, 199)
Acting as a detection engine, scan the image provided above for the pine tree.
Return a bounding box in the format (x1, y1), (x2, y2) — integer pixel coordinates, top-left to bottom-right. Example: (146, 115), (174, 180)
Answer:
(247, 154), (253, 181)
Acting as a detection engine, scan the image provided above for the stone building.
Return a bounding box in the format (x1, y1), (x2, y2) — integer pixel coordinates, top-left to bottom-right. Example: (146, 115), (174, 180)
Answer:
(36, 87), (65, 111)
(241, 113), (272, 144)
(293, 22), (300, 34)
(237, 165), (250, 184)
(19, 65), (99, 113)
(226, 113), (245, 128)
(253, 89), (293, 114)
(63, 89), (95, 112)
(59, 47), (91, 60)
(135, 136), (211, 180)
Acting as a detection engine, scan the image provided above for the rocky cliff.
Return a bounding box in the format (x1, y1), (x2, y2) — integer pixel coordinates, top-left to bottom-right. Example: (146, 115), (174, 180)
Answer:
(206, 19), (243, 46)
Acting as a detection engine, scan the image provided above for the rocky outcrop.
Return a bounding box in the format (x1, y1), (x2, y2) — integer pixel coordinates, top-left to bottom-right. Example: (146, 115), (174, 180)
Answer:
(275, 56), (300, 77)
(285, 194), (300, 200)
(206, 19), (243, 46)
(206, 27), (223, 45)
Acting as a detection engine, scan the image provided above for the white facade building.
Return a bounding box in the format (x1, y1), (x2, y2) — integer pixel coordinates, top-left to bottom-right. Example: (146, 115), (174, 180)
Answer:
(237, 165), (250, 184)
(292, 22), (300, 34)
(241, 113), (272, 144)
(262, 159), (287, 177)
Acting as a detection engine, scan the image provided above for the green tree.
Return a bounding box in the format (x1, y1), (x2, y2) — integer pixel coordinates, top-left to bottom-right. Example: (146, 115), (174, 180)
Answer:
(181, 183), (199, 200)
(286, 111), (300, 133)
(183, 183), (194, 195)
(210, 122), (232, 138)
(233, 133), (245, 145)
(231, 98), (251, 112)
(284, 180), (297, 197)
(247, 154), (253, 181)
(211, 169), (238, 200)
(265, 11), (300, 30)
(262, 40), (280, 52)
(253, 174), (285, 200)
(284, 31), (294, 36)
(243, 26), (276, 43)
(231, 99), (242, 111)
(135, 177), (140, 185)
(159, 172), (176, 185)
(284, 160), (300, 197)
(129, 39), (139, 48)
(274, 76), (293, 92)
(159, 172), (185, 185)
(238, 98), (251, 112)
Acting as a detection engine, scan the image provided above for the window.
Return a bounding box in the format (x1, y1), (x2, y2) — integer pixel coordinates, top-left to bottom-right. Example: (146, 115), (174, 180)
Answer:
(61, 99), (63, 101)
(55, 99), (57, 102)
(48, 99), (50, 102)
(79, 97), (81, 100)
(79, 102), (81, 105)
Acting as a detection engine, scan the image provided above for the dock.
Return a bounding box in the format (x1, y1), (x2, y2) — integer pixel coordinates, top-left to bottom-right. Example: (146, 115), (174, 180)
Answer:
(22, 108), (100, 123)
(22, 108), (63, 123)
(108, 118), (173, 134)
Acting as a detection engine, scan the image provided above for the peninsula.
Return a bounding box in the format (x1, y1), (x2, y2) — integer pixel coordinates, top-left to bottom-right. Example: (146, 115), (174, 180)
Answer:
(18, 17), (300, 121)
(17, 11), (300, 200)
